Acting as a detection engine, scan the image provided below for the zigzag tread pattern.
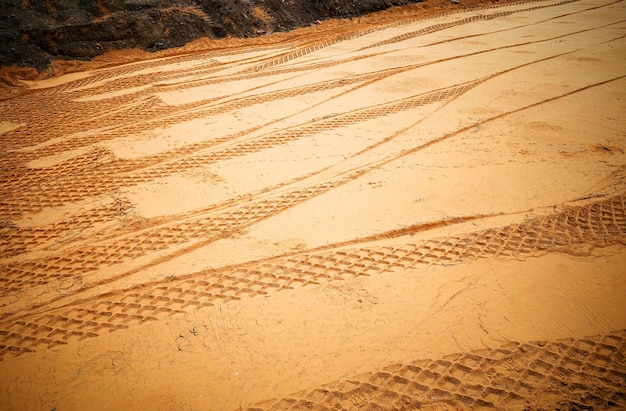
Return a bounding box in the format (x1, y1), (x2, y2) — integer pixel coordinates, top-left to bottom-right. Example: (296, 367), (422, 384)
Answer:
(0, 68), (396, 197)
(0, 199), (135, 258)
(0, 0), (584, 155)
(0, 79), (476, 222)
(0, 192), (624, 361)
(0, 180), (345, 294)
(363, 0), (582, 50)
(246, 330), (626, 410)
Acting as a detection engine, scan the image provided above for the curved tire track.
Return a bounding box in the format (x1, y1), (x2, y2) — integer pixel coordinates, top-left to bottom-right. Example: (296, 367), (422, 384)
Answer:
(245, 330), (626, 410)
(0, 191), (624, 361)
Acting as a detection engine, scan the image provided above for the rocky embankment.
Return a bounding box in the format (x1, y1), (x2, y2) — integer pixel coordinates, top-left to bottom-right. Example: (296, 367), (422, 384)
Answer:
(1, 0), (427, 70)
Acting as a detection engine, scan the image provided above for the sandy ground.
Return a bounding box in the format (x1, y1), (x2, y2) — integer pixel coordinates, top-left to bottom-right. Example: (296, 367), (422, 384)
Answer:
(1, 0), (626, 409)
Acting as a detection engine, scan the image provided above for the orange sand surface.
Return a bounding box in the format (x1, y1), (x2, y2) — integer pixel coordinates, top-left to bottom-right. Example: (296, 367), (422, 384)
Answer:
(1, 0), (625, 409)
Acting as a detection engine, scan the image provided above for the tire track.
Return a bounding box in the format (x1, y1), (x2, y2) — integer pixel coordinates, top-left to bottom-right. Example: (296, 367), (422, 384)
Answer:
(420, 0), (625, 48)
(0, 79), (479, 220)
(245, 330), (626, 410)
(0, 199), (136, 258)
(0, 53), (286, 152)
(361, 0), (584, 50)
(1, 72), (486, 267)
(0, 94), (169, 152)
(1, 0), (624, 365)
(2, 72), (622, 295)
(4, 19), (608, 200)
(3, 3), (614, 166)
(0, 0), (594, 153)
(241, 0), (587, 71)
(48, 45), (287, 94)
(0, 190), (623, 361)
(13, 9), (622, 161)
(239, 0), (594, 73)
(0, 69), (386, 186)
(241, 37), (376, 72)
(0, 60), (399, 165)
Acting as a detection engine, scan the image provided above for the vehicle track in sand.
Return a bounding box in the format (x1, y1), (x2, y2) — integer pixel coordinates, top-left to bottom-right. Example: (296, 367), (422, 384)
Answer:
(247, 330), (626, 410)
(0, 0), (607, 156)
(1, 190), (624, 360)
(1, 0), (624, 332)
(1, 0), (625, 408)
(1, 71), (623, 297)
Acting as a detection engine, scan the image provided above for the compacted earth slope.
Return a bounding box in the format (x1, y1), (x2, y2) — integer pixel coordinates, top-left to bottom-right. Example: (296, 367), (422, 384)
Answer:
(1, 0), (625, 409)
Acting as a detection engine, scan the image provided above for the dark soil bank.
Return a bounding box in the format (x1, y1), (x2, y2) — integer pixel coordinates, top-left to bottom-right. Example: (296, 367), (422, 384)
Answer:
(1, 0), (429, 70)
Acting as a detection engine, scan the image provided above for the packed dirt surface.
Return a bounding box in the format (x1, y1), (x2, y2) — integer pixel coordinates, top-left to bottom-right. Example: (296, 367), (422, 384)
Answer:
(1, 0), (626, 409)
